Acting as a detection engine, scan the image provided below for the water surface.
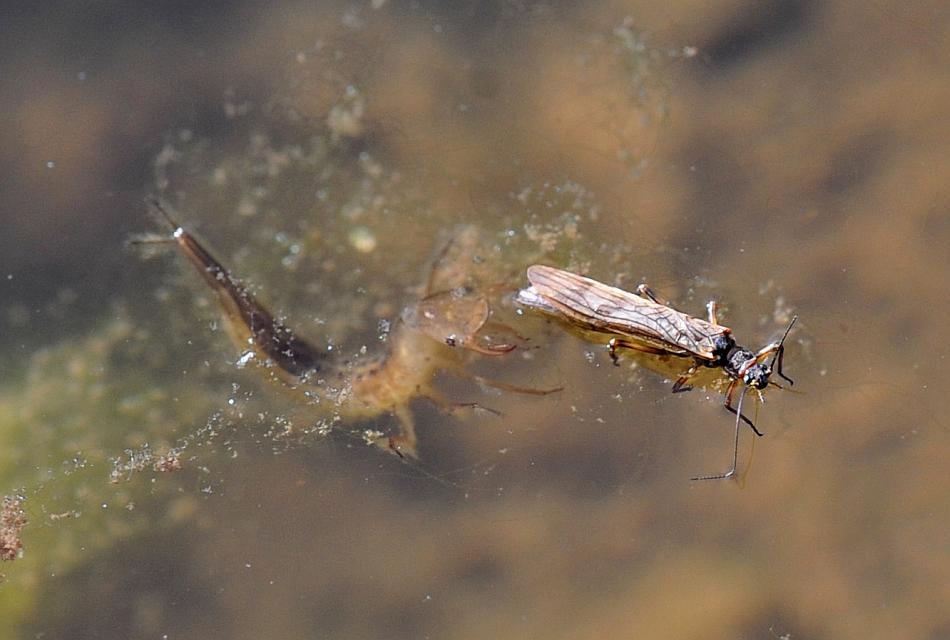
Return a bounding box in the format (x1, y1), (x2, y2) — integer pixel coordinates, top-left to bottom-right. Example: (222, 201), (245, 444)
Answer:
(1, 2), (948, 639)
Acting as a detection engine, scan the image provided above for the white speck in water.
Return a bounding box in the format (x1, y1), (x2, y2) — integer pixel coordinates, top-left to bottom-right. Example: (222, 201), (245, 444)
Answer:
(77, 70), (87, 81)
(349, 227), (377, 253)
(235, 351), (255, 368)
(46, 161), (55, 169)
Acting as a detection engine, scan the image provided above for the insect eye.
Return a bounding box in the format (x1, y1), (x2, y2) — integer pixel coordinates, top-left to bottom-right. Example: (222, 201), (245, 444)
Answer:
(744, 364), (770, 389)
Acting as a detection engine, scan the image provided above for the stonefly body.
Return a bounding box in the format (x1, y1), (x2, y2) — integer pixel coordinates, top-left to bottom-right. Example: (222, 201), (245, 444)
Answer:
(518, 264), (797, 480)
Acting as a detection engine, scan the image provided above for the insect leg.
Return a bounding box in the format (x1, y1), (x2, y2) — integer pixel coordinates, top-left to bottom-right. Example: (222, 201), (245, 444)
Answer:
(692, 385), (748, 481)
(756, 315), (797, 384)
(773, 345), (794, 385)
(608, 337), (670, 365)
(421, 389), (503, 419)
(386, 405), (419, 459)
(755, 342), (795, 386)
(456, 339), (517, 356)
(753, 342), (794, 386)
(464, 318), (532, 355)
(706, 301), (720, 325)
(723, 379), (763, 437)
(635, 284), (667, 305)
(672, 367), (698, 393)
(454, 367), (562, 396)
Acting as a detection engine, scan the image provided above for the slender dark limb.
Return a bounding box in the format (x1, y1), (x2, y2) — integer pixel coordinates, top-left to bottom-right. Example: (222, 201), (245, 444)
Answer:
(761, 315), (798, 385)
(387, 438), (407, 459)
(672, 367), (697, 393)
(424, 396), (503, 418)
(635, 283), (666, 305)
(462, 371), (562, 396)
(608, 337), (669, 366)
(723, 379), (763, 437)
(773, 345), (794, 385)
(692, 385), (749, 481)
(753, 342), (795, 387)
(424, 233), (459, 296)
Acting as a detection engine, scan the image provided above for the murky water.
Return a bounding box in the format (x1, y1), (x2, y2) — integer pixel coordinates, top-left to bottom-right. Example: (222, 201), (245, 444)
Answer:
(2, 2), (948, 639)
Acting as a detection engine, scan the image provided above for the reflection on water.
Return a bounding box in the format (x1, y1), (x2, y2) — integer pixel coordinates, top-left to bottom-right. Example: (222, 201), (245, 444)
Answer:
(1, 1), (948, 639)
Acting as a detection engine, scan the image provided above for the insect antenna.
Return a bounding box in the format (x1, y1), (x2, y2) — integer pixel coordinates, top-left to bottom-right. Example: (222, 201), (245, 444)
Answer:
(769, 315), (798, 385)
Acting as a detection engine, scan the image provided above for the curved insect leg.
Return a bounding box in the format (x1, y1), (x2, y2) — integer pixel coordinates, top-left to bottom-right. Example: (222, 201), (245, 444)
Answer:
(755, 315), (798, 385)
(692, 385), (749, 481)
(454, 336), (517, 356)
(754, 342), (795, 386)
(456, 318), (528, 356)
(461, 370), (562, 396)
(437, 357), (561, 397)
(671, 366), (698, 393)
(425, 393), (502, 419)
(635, 283), (668, 305)
(773, 345), (793, 385)
(607, 337), (669, 366)
(723, 379), (763, 436)
(706, 301), (720, 325)
(385, 404), (420, 459)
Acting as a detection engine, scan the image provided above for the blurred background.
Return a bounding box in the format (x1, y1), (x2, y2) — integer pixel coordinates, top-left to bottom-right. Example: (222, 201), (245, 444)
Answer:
(0, 1), (947, 638)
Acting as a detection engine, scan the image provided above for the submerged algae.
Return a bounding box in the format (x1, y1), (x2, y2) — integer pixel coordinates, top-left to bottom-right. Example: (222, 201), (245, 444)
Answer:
(0, 123), (605, 629)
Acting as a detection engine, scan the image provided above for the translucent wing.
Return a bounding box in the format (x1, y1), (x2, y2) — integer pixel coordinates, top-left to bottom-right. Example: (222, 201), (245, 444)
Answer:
(520, 265), (729, 360)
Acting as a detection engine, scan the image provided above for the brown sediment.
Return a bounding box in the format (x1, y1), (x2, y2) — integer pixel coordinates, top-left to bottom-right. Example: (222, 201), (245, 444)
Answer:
(1, 496), (27, 561)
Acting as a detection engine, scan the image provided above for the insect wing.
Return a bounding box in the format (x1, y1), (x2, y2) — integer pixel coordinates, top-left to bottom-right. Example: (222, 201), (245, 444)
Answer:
(524, 265), (725, 359)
